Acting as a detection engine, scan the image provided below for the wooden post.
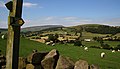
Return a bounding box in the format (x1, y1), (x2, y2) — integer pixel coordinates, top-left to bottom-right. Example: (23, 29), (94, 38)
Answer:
(5, 0), (24, 69)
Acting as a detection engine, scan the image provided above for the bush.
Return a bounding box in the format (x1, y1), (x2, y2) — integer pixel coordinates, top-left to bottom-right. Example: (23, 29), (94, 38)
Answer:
(114, 44), (120, 50)
(117, 44), (120, 49)
(90, 46), (100, 49)
(101, 43), (110, 50)
(74, 40), (82, 46)
(48, 34), (59, 43)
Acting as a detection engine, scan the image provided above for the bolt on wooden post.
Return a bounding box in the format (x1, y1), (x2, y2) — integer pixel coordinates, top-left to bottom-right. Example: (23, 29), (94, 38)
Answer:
(5, 0), (24, 69)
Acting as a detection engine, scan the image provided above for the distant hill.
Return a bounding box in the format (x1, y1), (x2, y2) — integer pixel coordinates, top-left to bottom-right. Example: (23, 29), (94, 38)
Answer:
(71, 24), (120, 34)
(21, 25), (64, 32)
(71, 24), (107, 28)
(1, 24), (120, 35)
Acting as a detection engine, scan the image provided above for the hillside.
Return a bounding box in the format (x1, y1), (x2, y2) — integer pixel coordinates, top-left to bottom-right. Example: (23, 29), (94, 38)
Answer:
(0, 38), (120, 69)
(21, 25), (64, 32)
(20, 24), (120, 39)
(71, 24), (120, 34)
(71, 24), (101, 28)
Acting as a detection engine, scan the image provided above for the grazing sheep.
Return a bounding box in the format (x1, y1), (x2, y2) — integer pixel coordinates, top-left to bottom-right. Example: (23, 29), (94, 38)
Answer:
(84, 47), (88, 51)
(52, 43), (55, 46)
(46, 42), (51, 45)
(100, 52), (105, 58)
(118, 49), (120, 52)
(50, 41), (53, 43)
(46, 41), (54, 45)
(32, 49), (37, 53)
(112, 50), (115, 53)
(1, 35), (5, 39)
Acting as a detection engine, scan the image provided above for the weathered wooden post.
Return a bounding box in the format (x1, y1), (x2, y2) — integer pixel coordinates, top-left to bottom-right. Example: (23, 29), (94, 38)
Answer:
(5, 0), (24, 69)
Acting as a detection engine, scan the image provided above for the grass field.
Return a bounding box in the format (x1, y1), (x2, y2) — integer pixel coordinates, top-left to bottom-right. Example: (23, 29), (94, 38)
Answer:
(0, 38), (120, 69)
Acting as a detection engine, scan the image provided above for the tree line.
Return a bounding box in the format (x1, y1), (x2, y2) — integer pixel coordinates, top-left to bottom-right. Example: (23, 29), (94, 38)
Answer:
(85, 25), (120, 34)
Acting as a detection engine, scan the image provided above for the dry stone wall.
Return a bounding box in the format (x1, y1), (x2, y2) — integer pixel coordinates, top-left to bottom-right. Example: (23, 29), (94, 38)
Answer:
(0, 49), (99, 69)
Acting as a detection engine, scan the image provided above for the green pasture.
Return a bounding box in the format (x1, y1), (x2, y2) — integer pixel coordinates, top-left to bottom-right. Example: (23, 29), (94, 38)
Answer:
(0, 38), (7, 55)
(82, 41), (120, 48)
(0, 38), (120, 69)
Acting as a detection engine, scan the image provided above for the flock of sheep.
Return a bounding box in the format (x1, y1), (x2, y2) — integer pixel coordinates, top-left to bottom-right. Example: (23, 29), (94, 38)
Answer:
(83, 46), (120, 58)
(45, 40), (120, 59)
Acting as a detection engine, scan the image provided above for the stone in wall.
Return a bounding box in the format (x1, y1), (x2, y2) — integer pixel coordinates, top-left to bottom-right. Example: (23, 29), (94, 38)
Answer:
(89, 64), (99, 69)
(56, 56), (74, 69)
(18, 57), (27, 69)
(26, 64), (34, 69)
(41, 49), (59, 69)
(74, 60), (88, 69)
(27, 51), (48, 65)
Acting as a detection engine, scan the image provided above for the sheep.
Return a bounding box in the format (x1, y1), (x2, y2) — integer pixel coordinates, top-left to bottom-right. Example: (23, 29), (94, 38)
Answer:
(52, 43), (55, 46)
(46, 42), (51, 45)
(32, 49), (37, 53)
(118, 49), (120, 52)
(1, 35), (5, 39)
(100, 52), (105, 58)
(112, 50), (115, 53)
(84, 47), (88, 51)
(46, 41), (54, 45)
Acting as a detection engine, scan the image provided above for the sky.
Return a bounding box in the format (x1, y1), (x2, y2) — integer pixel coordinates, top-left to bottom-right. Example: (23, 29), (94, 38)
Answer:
(0, 0), (120, 28)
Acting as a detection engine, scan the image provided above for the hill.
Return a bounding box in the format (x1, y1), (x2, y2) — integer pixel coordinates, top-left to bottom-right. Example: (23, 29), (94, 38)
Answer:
(20, 24), (120, 39)
(71, 24), (101, 28)
(21, 25), (64, 32)
(71, 24), (120, 34)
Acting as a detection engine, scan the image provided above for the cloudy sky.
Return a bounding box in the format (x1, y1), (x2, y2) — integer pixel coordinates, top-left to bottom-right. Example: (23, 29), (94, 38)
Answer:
(0, 0), (120, 28)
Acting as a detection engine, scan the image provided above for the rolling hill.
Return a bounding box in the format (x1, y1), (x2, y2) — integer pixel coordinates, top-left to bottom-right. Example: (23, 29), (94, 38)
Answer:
(71, 24), (120, 34)
(21, 25), (64, 32)
(19, 24), (120, 39)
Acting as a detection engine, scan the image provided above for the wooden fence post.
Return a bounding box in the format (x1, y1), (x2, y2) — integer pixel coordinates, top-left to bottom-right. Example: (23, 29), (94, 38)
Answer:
(5, 0), (24, 69)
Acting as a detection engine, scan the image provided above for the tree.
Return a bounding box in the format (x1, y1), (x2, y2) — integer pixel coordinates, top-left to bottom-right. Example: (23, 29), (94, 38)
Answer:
(48, 34), (54, 41)
(74, 31), (77, 36)
(114, 36), (117, 40)
(93, 37), (97, 41)
(74, 40), (82, 46)
(48, 34), (59, 42)
(101, 43), (110, 49)
(54, 34), (59, 40)
(75, 26), (83, 37)
(78, 27), (83, 37)
(114, 44), (120, 50)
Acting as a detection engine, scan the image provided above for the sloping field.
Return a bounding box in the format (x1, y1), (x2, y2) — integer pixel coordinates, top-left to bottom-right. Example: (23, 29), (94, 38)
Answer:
(0, 38), (120, 69)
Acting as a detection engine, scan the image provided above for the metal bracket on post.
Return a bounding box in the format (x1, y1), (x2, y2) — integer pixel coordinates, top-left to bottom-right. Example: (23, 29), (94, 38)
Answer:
(10, 17), (24, 26)
(5, 1), (13, 12)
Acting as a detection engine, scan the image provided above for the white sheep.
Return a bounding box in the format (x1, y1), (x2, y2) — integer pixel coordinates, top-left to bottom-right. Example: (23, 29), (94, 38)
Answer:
(50, 41), (53, 43)
(46, 42), (51, 45)
(112, 50), (115, 53)
(100, 52), (105, 58)
(1, 35), (5, 39)
(52, 43), (55, 46)
(84, 47), (88, 51)
(118, 49), (120, 52)
(32, 49), (37, 53)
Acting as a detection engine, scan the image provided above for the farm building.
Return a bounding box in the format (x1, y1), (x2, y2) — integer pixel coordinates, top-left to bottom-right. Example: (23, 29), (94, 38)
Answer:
(84, 39), (91, 42)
